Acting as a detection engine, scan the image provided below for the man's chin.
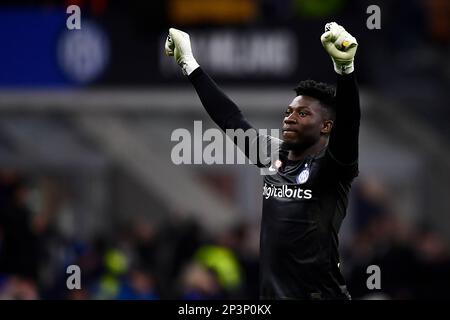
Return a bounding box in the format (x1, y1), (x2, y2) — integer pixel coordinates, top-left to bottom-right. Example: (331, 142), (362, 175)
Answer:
(281, 140), (303, 151)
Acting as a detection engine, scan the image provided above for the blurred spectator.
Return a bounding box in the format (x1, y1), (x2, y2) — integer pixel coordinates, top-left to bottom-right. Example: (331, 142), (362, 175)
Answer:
(116, 267), (159, 300)
(412, 225), (450, 299)
(0, 170), (41, 298)
(178, 262), (225, 300)
(0, 275), (39, 300)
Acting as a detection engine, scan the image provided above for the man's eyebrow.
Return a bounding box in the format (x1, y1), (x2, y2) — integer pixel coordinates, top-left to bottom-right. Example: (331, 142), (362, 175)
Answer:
(287, 105), (311, 109)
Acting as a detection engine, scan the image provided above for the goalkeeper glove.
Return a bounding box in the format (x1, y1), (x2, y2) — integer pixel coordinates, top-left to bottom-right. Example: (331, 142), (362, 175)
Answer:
(165, 28), (199, 76)
(320, 22), (358, 75)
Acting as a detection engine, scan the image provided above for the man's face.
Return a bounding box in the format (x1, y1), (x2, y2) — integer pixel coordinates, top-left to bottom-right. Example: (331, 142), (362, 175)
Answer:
(281, 95), (332, 150)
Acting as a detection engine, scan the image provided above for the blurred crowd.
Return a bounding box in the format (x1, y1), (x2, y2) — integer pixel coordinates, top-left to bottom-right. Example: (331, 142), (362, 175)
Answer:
(1, 169), (449, 300)
(0, 169), (260, 300)
(343, 177), (450, 299)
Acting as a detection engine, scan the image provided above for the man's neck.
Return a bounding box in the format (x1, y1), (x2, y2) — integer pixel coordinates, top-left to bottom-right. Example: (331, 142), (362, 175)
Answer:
(287, 138), (328, 161)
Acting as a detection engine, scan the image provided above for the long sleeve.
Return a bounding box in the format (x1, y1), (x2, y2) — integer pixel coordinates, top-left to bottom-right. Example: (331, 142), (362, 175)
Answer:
(187, 68), (278, 168)
(187, 67), (254, 132)
(328, 72), (361, 165)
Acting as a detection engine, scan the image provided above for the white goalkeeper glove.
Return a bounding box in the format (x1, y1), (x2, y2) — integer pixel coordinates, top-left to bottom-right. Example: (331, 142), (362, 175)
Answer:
(165, 28), (199, 76)
(320, 22), (358, 75)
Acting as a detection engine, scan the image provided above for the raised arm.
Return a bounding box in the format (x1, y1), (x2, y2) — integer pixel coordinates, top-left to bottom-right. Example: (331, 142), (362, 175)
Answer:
(320, 23), (360, 165)
(330, 73), (360, 164)
(188, 68), (254, 133)
(165, 28), (254, 133)
(165, 28), (278, 169)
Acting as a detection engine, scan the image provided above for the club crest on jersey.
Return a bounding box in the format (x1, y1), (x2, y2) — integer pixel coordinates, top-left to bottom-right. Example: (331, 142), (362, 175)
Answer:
(296, 164), (310, 184)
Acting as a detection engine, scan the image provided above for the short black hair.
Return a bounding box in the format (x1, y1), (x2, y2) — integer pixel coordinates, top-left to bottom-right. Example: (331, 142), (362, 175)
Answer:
(294, 80), (336, 121)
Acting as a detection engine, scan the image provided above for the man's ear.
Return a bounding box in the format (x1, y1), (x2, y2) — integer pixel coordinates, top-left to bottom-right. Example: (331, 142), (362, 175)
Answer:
(321, 120), (333, 134)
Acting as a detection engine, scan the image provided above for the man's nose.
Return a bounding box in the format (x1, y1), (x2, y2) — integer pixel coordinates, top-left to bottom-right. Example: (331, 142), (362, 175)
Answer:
(284, 114), (297, 124)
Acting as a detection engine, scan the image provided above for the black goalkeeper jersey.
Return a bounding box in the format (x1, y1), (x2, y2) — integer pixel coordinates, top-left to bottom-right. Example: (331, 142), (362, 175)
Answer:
(188, 67), (360, 300)
(259, 145), (357, 299)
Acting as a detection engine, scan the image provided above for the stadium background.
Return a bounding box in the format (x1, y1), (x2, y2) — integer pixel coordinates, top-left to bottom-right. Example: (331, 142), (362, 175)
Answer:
(0, 0), (449, 299)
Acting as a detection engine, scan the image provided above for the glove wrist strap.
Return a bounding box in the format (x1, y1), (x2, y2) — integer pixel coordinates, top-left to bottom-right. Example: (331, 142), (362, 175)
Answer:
(180, 55), (200, 76)
(333, 60), (354, 75)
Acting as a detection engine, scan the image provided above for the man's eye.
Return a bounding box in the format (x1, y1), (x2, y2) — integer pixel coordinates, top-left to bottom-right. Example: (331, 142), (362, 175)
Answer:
(284, 111), (291, 116)
(299, 111), (307, 117)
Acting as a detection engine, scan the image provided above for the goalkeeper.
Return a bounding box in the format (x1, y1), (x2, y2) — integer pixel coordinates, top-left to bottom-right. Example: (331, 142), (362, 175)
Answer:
(165, 23), (360, 300)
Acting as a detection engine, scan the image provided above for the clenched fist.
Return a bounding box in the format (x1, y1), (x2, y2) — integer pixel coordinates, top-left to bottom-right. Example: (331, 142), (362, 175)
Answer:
(165, 28), (199, 76)
(321, 22), (358, 75)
